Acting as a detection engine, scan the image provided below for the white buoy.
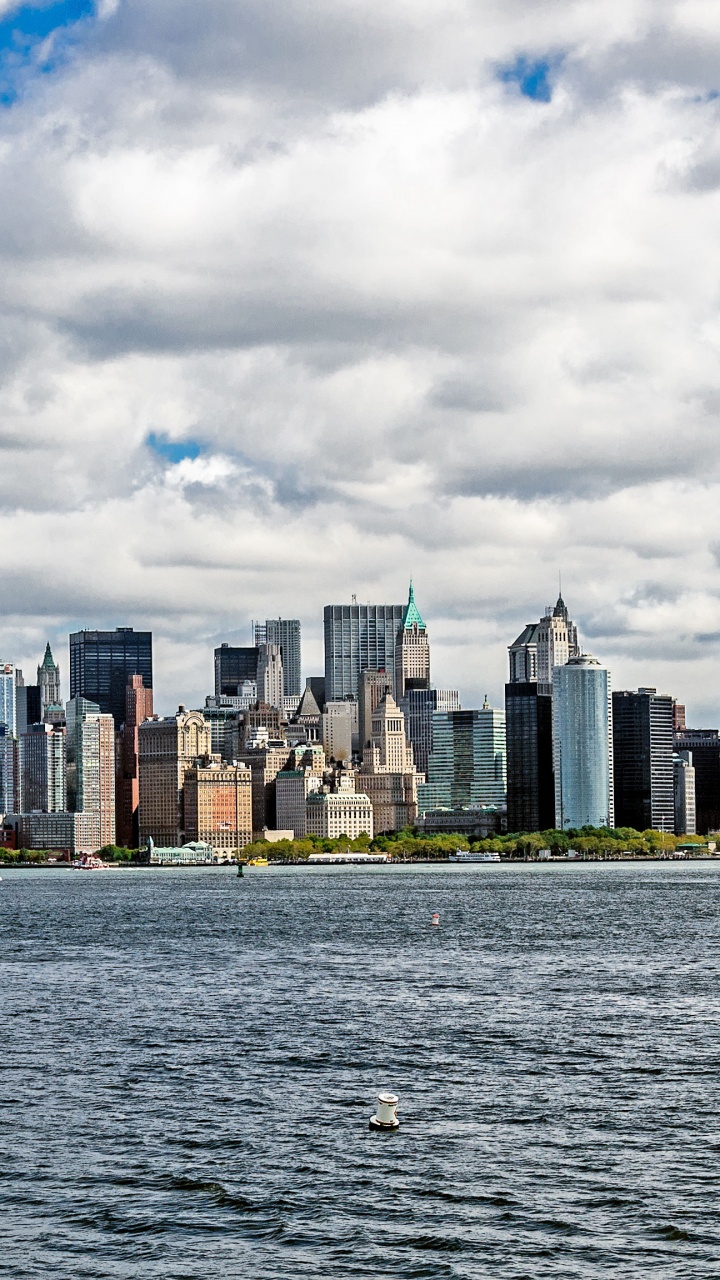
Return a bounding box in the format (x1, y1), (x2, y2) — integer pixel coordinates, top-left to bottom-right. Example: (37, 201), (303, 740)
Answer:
(431, 912), (440, 926)
(369, 1092), (400, 1130)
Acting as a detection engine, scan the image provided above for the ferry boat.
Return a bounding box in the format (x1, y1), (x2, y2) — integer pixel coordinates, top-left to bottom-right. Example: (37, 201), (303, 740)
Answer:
(246, 856), (269, 868)
(449, 849), (501, 863)
(72, 854), (110, 870)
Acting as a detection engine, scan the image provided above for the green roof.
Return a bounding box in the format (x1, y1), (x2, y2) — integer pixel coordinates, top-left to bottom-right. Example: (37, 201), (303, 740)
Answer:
(40, 642), (57, 670)
(402, 581), (425, 630)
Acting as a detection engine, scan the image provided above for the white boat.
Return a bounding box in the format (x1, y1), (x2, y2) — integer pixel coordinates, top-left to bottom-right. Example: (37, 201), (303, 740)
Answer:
(449, 849), (501, 863)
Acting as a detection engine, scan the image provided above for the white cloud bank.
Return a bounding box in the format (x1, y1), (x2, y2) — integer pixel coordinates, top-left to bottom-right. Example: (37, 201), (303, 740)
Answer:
(2, 0), (720, 718)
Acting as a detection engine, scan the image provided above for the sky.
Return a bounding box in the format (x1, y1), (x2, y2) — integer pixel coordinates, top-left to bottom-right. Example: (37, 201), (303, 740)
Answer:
(2, 0), (720, 719)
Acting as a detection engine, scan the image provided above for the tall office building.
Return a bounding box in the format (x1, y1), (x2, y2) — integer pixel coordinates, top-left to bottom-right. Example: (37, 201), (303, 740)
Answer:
(394, 583), (430, 701)
(18, 722), (66, 813)
(508, 624), (539, 683)
(419, 706), (507, 812)
(256, 643), (283, 709)
(324, 602), (405, 701)
(673, 728), (720, 834)
(505, 682), (554, 833)
(400, 688), (461, 777)
(0, 662), (17, 736)
(38, 643), (61, 718)
(0, 723), (16, 813)
(358, 693), (422, 833)
(214, 644), (259, 697)
(15, 671), (41, 737)
(116, 675), (154, 848)
(674, 751), (696, 836)
(69, 628), (153, 729)
(322, 701), (356, 763)
(254, 619), (302, 697)
(537, 594), (579, 693)
(358, 669), (393, 752)
(612, 689), (674, 832)
(66, 697), (116, 847)
(553, 656), (613, 830)
(138, 708), (212, 848)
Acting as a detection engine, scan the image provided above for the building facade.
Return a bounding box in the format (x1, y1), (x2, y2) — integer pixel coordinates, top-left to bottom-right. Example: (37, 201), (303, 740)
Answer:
(256, 643), (284, 709)
(214, 644), (259, 697)
(322, 701), (356, 763)
(358, 669), (393, 754)
(183, 758), (253, 854)
(673, 729), (720, 834)
(357, 693), (422, 833)
(537, 595), (579, 693)
(553, 656), (614, 830)
(116, 675), (154, 848)
(505, 682), (554, 834)
(400, 687), (461, 777)
(324, 603), (405, 701)
(0, 662), (17, 736)
(66, 697), (116, 847)
(673, 751), (696, 836)
(138, 708), (212, 847)
(612, 689), (674, 832)
(69, 628), (153, 728)
(394, 583), (430, 701)
(306, 778), (374, 840)
(18, 722), (67, 814)
(419, 706), (507, 813)
(235, 741), (293, 835)
(255, 619), (302, 697)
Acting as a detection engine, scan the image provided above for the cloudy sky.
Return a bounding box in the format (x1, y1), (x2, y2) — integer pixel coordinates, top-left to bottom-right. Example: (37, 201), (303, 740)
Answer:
(2, 0), (720, 719)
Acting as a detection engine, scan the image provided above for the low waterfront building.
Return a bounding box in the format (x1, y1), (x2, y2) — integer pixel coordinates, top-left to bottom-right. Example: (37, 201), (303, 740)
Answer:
(417, 806), (507, 838)
(147, 838), (214, 865)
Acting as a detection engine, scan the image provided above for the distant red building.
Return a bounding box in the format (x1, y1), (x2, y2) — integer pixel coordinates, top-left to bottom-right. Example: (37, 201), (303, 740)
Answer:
(116, 675), (154, 849)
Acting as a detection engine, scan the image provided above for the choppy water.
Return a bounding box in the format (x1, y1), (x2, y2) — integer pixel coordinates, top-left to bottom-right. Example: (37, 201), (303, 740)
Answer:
(2, 862), (720, 1278)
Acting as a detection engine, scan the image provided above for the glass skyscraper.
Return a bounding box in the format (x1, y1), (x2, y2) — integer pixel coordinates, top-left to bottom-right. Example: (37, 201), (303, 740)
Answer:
(324, 603), (405, 701)
(69, 628), (153, 729)
(254, 620), (302, 697)
(553, 656), (614, 829)
(612, 688), (674, 832)
(418, 707), (506, 812)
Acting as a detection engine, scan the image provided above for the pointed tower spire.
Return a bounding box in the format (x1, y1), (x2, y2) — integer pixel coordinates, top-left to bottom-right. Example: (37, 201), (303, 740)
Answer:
(402, 580), (425, 630)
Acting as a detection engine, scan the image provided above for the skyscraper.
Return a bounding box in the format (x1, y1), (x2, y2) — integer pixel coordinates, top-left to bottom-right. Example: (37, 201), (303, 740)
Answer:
(394, 583), (430, 700)
(537, 594), (579, 693)
(324, 602), (405, 701)
(505, 682), (554, 833)
(399, 687), (461, 777)
(18, 722), (67, 813)
(69, 628), (153, 729)
(256, 643), (283, 709)
(37, 643), (61, 719)
(612, 688), (674, 832)
(672, 728), (720, 834)
(419, 706), (507, 812)
(254, 619), (302, 697)
(357, 692), (422, 833)
(66, 696), (116, 847)
(0, 662), (17, 737)
(674, 751), (696, 836)
(116, 675), (154, 848)
(358, 669), (393, 752)
(553, 656), (614, 829)
(214, 644), (259, 697)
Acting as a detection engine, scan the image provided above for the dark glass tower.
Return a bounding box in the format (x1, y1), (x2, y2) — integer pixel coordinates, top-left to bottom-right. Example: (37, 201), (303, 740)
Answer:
(214, 645), (259, 697)
(673, 728), (720, 835)
(505, 682), (554, 833)
(69, 628), (153, 729)
(613, 689), (674, 832)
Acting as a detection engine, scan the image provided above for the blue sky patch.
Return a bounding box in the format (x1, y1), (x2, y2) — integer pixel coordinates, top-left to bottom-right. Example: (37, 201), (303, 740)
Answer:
(0, 0), (95, 102)
(147, 433), (202, 465)
(499, 56), (559, 103)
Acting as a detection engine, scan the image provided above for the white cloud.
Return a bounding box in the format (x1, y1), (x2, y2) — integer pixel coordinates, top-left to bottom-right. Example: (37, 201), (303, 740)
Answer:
(2, 1), (720, 722)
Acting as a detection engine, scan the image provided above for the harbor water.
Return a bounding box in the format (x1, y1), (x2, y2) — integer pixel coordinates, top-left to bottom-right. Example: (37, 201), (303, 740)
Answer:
(2, 862), (720, 1278)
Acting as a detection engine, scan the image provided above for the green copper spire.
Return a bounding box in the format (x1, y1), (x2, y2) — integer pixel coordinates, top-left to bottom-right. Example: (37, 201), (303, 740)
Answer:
(402, 580), (425, 630)
(40, 642), (57, 670)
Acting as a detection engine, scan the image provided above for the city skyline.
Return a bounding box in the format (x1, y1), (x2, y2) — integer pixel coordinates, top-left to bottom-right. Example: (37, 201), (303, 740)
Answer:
(0, 580), (707, 726)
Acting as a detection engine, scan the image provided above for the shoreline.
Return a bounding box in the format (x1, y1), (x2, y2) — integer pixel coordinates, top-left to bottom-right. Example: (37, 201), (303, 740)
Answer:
(2, 855), (719, 870)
